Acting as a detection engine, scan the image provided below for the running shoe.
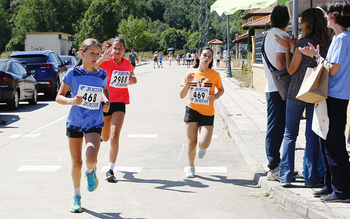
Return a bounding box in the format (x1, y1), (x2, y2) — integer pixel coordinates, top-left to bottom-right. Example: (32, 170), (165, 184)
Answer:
(105, 169), (117, 183)
(70, 196), (82, 213)
(198, 147), (206, 159)
(185, 166), (195, 178)
(85, 166), (98, 192)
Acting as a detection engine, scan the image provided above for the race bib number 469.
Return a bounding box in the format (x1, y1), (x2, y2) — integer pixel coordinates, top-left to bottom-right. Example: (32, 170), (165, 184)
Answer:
(77, 85), (103, 110)
(190, 87), (209, 105)
(110, 70), (130, 88)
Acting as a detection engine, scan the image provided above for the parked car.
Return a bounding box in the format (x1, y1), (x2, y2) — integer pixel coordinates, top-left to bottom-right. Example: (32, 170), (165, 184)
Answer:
(60, 55), (78, 69)
(0, 59), (37, 110)
(10, 50), (67, 99)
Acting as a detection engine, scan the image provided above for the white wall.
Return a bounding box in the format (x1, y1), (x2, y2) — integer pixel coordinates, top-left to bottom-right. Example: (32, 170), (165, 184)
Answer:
(25, 33), (72, 55)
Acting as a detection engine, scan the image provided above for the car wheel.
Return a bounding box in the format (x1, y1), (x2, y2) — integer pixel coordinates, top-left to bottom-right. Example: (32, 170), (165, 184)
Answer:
(49, 79), (60, 100)
(8, 89), (19, 110)
(28, 87), (38, 105)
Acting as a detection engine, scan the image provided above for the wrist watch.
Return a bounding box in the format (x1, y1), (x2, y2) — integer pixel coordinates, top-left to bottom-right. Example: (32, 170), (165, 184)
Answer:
(313, 53), (321, 61)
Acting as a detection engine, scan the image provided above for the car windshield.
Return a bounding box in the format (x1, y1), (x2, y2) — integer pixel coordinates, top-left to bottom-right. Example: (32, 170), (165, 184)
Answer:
(60, 57), (70, 63)
(11, 55), (48, 63)
(0, 61), (7, 71)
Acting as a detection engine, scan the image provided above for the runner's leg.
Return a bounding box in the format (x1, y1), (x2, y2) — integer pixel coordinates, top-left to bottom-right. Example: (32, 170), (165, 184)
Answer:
(109, 111), (125, 164)
(186, 122), (199, 166)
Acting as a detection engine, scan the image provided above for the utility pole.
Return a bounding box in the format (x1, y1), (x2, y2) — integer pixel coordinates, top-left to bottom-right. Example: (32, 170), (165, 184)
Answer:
(226, 15), (232, 77)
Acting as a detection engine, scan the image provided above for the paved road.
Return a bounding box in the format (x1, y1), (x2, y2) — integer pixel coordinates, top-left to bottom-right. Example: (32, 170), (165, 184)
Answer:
(0, 62), (302, 218)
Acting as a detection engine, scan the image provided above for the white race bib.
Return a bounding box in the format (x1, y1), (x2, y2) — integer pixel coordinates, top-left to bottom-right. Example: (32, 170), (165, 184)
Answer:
(77, 85), (103, 110)
(110, 70), (130, 88)
(190, 87), (209, 105)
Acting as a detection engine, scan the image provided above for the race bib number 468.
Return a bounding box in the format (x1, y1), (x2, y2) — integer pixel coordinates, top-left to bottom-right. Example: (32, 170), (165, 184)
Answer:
(190, 87), (209, 105)
(77, 85), (103, 110)
(110, 70), (130, 88)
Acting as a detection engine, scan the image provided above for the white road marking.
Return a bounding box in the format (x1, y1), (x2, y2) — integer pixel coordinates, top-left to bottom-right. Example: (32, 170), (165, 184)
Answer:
(127, 134), (158, 138)
(9, 116), (67, 138)
(31, 116), (67, 133)
(58, 151), (69, 161)
(9, 133), (41, 138)
(16, 165), (62, 172)
(184, 166), (227, 173)
(212, 135), (218, 138)
(101, 166), (143, 173)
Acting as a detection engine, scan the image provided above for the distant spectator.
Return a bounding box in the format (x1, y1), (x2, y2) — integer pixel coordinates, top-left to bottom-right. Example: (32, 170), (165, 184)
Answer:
(153, 52), (159, 68)
(129, 49), (139, 68)
(215, 51), (221, 68)
(68, 47), (76, 56)
(223, 50), (228, 68)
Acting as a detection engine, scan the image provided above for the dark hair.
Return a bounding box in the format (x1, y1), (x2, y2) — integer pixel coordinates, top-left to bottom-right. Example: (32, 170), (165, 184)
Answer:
(193, 47), (213, 69)
(101, 37), (126, 52)
(301, 8), (330, 50)
(328, 0), (350, 28)
(271, 5), (290, 28)
(75, 38), (101, 66)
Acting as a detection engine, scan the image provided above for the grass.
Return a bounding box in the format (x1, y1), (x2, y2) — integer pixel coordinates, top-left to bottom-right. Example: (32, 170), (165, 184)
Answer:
(231, 69), (252, 88)
(231, 52), (252, 88)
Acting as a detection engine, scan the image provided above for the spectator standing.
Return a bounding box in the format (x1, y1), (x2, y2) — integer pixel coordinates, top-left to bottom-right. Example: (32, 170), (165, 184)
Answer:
(299, 0), (350, 202)
(128, 49), (139, 68)
(275, 8), (330, 187)
(223, 50), (228, 68)
(261, 5), (290, 182)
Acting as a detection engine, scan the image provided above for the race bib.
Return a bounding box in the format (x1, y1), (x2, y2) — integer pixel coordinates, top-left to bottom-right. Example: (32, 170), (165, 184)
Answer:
(190, 87), (210, 105)
(77, 85), (103, 110)
(110, 70), (130, 88)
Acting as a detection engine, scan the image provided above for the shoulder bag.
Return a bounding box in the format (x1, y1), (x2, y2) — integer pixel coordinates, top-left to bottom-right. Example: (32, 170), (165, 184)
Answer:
(261, 37), (291, 101)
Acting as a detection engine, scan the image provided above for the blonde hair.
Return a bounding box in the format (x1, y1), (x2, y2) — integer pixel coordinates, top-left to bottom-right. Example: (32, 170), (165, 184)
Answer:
(75, 38), (101, 66)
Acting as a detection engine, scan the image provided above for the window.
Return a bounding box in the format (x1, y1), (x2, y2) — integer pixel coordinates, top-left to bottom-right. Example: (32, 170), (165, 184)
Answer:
(10, 55), (47, 63)
(11, 63), (21, 76)
(15, 63), (27, 76)
(0, 61), (7, 71)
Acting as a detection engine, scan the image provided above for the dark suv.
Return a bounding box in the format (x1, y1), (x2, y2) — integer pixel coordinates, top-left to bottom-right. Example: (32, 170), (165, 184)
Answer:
(10, 50), (67, 99)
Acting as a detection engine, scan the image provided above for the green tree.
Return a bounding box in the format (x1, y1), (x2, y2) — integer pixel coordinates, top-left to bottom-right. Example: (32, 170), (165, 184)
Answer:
(247, 26), (255, 52)
(118, 15), (151, 51)
(6, 0), (74, 51)
(0, 0), (11, 52)
(75, 0), (144, 46)
(75, 0), (119, 45)
(141, 0), (165, 22)
(184, 31), (199, 52)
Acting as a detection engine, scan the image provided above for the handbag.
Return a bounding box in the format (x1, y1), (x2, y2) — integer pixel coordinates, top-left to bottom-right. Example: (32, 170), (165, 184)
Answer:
(312, 99), (329, 139)
(261, 37), (291, 101)
(296, 57), (329, 103)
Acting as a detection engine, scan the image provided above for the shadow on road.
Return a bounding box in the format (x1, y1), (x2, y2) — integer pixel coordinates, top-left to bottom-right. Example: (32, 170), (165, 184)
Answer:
(120, 172), (209, 193)
(196, 175), (259, 188)
(83, 208), (146, 219)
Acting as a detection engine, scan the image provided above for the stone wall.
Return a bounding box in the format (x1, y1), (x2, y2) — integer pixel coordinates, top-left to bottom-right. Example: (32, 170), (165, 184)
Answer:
(252, 64), (265, 94)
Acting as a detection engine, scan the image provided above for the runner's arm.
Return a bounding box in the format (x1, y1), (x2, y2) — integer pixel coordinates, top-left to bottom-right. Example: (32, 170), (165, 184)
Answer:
(56, 81), (82, 105)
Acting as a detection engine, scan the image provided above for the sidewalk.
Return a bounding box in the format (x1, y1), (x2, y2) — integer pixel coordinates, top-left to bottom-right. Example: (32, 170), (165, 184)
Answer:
(215, 68), (350, 219)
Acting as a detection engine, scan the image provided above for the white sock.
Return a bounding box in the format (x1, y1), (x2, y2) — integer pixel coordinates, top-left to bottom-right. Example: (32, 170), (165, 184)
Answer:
(109, 162), (115, 171)
(86, 167), (94, 174)
(74, 187), (81, 197)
